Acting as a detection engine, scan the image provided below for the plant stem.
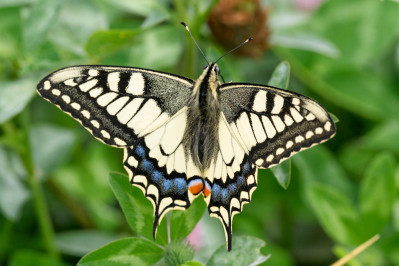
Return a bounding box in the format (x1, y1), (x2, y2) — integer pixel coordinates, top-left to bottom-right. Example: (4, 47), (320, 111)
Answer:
(20, 112), (59, 259)
(0, 220), (12, 264)
(27, 172), (59, 258)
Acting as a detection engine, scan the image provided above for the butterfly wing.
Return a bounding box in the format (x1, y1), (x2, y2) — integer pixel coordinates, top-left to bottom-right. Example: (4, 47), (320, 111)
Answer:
(219, 83), (336, 168)
(36, 65), (201, 237)
(209, 83), (336, 250)
(204, 114), (257, 251)
(37, 65), (194, 147)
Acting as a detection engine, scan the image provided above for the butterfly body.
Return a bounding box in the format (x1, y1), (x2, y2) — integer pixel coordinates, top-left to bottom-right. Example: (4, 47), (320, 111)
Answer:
(185, 62), (221, 169)
(37, 62), (335, 250)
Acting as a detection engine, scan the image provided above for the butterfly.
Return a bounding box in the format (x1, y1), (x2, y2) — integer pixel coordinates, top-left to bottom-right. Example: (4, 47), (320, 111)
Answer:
(36, 25), (336, 251)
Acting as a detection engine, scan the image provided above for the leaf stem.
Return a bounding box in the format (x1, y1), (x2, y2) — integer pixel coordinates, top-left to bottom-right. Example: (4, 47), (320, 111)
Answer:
(19, 112), (59, 259)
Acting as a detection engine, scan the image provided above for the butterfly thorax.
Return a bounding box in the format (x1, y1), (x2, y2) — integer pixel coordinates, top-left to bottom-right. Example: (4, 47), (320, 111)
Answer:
(184, 63), (221, 171)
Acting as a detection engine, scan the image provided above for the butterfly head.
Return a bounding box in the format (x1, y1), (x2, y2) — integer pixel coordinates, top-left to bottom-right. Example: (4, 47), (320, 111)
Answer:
(202, 62), (221, 83)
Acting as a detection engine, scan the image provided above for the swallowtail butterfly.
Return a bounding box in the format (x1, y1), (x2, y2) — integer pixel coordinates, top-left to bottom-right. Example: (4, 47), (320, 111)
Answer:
(36, 24), (336, 251)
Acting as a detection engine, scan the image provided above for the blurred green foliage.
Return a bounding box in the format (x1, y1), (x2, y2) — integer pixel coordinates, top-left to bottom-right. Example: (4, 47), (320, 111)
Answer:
(1, 0), (399, 265)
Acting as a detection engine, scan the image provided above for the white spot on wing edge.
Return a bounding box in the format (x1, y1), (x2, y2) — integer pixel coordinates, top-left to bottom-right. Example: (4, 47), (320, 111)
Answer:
(91, 120), (100, 128)
(62, 95), (71, 103)
(324, 121), (332, 131)
(43, 81), (51, 90)
(81, 110), (90, 119)
(71, 102), (81, 110)
(114, 137), (127, 146)
(101, 130), (110, 139)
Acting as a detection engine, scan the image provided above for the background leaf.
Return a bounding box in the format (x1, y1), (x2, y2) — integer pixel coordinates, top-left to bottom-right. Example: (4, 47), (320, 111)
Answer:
(305, 184), (360, 245)
(0, 145), (29, 220)
(207, 236), (269, 266)
(170, 196), (207, 241)
(55, 230), (122, 257)
(0, 78), (35, 124)
(9, 249), (67, 266)
(108, 172), (168, 246)
(30, 124), (76, 178)
(359, 153), (396, 236)
(78, 237), (164, 266)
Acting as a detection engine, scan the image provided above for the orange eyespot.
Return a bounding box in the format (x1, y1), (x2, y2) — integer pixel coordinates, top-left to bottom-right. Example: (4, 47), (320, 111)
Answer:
(188, 180), (204, 195)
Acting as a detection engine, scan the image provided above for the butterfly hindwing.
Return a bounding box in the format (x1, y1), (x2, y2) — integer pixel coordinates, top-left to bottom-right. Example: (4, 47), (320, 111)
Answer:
(205, 115), (257, 250)
(219, 83), (336, 168)
(36, 65), (194, 147)
(123, 107), (203, 237)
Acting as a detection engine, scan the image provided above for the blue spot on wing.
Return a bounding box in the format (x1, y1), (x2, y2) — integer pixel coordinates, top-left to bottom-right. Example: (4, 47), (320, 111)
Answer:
(163, 179), (172, 192)
(135, 145), (146, 158)
(243, 162), (250, 174)
(221, 188), (228, 202)
(228, 183), (236, 193)
(212, 184), (221, 200)
(152, 170), (162, 182)
(174, 178), (187, 194)
(237, 175), (245, 186)
(141, 159), (154, 171)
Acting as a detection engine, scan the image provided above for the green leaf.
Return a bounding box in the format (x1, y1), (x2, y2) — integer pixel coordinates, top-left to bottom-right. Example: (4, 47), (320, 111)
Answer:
(268, 61), (290, 90)
(100, 0), (165, 17)
(21, 0), (62, 51)
(359, 153), (396, 235)
(141, 7), (170, 29)
(78, 237), (164, 266)
(270, 159), (291, 189)
(314, 0), (399, 66)
(164, 241), (194, 266)
(271, 33), (340, 58)
(9, 249), (67, 266)
(30, 124), (76, 178)
(294, 146), (354, 196)
(86, 29), (141, 61)
(108, 172), (168, 245)
(182, 262), (204, 266)
(329, 112), (339, 123)
(55, 230), (122, 256)
(207, 236), (269, 266)
(170, 196), (206, 240)
(0, 145), (29, 221)
(0, 0), (35, 7)
(0, 78), (35, 124)
(306, 184), (360, 245)
(129, 25), (183, 69)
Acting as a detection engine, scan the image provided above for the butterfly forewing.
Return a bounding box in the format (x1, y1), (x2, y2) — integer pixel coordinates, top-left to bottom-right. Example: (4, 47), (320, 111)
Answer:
(37, 65), (194, 147)
(219, 83), (336, 168)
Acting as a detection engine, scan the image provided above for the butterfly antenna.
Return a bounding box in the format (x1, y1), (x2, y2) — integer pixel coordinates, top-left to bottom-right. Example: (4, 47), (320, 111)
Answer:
(181, 22), (209, 65)
(215, 37), (253, 63)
